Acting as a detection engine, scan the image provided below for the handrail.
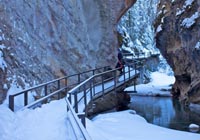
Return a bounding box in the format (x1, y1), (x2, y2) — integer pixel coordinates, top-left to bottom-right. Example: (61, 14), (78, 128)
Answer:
(20, 87), (68, 111)
(66, 98), (92, 140)
(61, 65), (138, 140)
(9, 59), (141, 140)
(9, 51), (159, 111)
(13, 66), (111, 140)
(68, 67), (123, 97)
(66, 65), (138, 115)
(6, 51), (158, 140)
(123, 52), (160, 59)
(9, 66), (109, 111)
(7, 49), (157, 140)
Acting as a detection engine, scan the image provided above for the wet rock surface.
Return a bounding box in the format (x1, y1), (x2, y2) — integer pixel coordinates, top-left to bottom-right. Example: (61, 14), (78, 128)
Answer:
(86, 91), (131, 117)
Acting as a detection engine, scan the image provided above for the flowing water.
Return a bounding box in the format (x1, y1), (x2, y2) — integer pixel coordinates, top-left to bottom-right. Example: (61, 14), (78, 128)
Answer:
(129, 95), (200, 133)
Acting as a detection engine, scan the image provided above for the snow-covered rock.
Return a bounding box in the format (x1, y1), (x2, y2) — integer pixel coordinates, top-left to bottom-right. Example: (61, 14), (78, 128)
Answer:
(189, 124), (199, 133)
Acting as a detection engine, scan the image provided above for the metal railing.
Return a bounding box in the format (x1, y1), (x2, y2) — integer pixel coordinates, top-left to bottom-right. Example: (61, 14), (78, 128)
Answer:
(9, 51), (159, 112)
(66, 98), (92, 140)
(7, 50), (160, 139)
(8, 62), (139, 140)
(62, 65), (138, 140)
(9, 66), (109, 111)
(66, 65), (138, 123)
(123, 52), (160, 60)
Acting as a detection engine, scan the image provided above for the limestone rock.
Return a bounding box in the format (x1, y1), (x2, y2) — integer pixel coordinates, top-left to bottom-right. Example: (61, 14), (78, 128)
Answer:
(0, 0), (136, 103)
(154, 0), (200, 104)
(86, 92), (130, 117)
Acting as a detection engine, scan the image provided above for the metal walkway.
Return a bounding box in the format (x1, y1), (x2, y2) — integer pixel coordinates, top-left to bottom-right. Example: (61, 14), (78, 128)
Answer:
(8, 52), (159, 140)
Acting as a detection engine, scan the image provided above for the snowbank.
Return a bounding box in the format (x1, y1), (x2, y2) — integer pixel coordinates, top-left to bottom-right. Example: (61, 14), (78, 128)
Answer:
(87, 110), (200, 140)
(125, 72), (175, 96)
(1, 72), (200, 140)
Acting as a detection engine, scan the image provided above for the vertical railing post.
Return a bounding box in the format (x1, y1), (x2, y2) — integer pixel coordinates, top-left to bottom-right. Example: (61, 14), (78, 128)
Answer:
(44, 85), (48, 103)
(57, 80), (61, 99)
(114, 70), (117, 92)
(90, 80), (93, 100)
(9, 95), (14, 111)
(85, 82), (88, 117)
(128, 66), (131, 80)
(93, 78), (96, 96)
(74, 92), (78, 113)
(78, 74), (81, 84)
(24, 91), (28, 106)
(89, 79), (94, 116)
(78, 74), (81, 92)
(133, 78), (137, 93)
(92, 69), (95, 76)
(133, 61), (137, 93)
(68, 93), (71, 103)
(78, 113), (86, 128)
(57, 80), (61, 89)
(101, 75), (104, 96)
(83, 84), (87, 108)
(44, 85), (48, 96)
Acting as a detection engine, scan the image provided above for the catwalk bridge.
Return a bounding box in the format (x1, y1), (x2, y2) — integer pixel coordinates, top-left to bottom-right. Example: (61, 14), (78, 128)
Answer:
(8, 52), (159, 140)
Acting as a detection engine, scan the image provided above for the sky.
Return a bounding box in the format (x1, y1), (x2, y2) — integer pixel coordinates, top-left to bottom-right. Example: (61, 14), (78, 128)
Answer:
(0, 71), (200, 140)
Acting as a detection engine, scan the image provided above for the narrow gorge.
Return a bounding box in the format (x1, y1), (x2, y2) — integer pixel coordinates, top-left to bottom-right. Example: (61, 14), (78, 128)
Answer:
(0, 0), (200, 107)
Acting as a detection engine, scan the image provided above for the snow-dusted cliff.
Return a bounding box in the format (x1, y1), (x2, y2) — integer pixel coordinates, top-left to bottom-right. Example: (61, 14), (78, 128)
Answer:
(119, 0), (159, 54)
(154, 0), (200, 104)
(0, 0), (136, 103)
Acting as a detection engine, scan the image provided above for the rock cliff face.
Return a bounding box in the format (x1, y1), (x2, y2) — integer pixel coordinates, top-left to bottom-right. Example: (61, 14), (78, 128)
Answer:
(0, 0), (136, 103)
(154, 0), (200, 104)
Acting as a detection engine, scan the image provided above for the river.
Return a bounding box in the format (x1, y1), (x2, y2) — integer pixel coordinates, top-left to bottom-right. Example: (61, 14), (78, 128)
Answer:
(129, 95), (200, 133)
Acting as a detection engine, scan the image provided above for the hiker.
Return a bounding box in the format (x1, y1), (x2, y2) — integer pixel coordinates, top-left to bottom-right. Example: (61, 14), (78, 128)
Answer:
(115, 48), (124, 82)
(115, 48), (124, 74)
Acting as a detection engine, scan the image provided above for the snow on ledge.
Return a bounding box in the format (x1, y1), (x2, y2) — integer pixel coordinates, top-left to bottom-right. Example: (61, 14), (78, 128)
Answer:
(176, 0), (195, 16)
(184, 0), (195, 9)
(195, 41), (200, 50)
(176, 9), (184, 16)
(156, 24), (162, 33)
(181, 12), (199, 28)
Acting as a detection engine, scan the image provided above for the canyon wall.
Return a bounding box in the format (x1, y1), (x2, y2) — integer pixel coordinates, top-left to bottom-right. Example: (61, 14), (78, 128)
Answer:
(0, 0), (136, 103)
(155, 0), (200, 104)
